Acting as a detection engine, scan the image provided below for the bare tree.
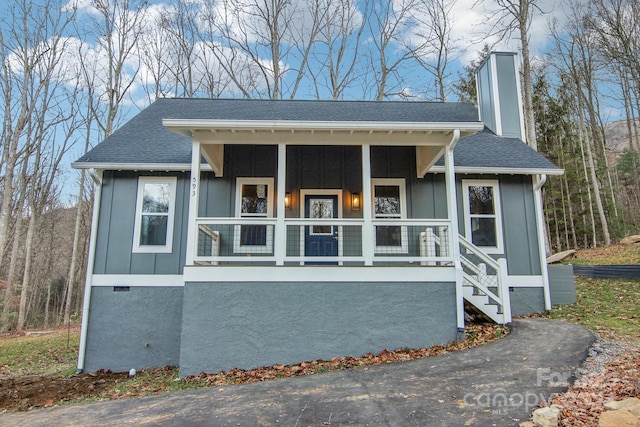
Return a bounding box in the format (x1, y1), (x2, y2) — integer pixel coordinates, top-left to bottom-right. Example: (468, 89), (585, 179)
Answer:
(0, 0), (78, 331)
(138, 5), (174, 101)
(480, 0), (543, 149)
(81, 0), (148, 135)
(366, 0), (423, 100)
(413, 0), (458, 101)
(206, 0), (319, 99)
(549, 7), (612, 246)
(308, 0), (367, 99)
(157, 0), (201, 97)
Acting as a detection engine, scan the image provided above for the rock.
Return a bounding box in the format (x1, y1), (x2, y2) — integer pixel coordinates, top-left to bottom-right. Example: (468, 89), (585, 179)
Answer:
(532, 404), (561, 427)
(599, 410), (640, 427)
(620, 235), (640, 245)
(546, 250), (576, 264)
(604, 398), (640, 417)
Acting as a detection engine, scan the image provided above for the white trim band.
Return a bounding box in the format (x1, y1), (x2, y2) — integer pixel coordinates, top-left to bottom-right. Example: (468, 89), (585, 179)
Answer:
(184, 266), (456, 283)
(91, 274), (185, 287)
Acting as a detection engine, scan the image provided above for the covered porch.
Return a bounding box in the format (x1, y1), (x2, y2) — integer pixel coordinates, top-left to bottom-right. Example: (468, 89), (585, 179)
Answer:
(164, 118), (511, 327)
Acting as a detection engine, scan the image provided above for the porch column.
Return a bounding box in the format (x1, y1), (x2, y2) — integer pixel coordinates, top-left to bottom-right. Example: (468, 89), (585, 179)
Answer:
(362, 143), (374, 266)
(185, 140), (201, 266)
(534, 174), (552, 310)
(275, 143), (286, 265)
(444, 131), (464, 331)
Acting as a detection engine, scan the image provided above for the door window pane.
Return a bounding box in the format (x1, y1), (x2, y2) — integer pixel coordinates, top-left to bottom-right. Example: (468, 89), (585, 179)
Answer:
(310, 198), (333, 234)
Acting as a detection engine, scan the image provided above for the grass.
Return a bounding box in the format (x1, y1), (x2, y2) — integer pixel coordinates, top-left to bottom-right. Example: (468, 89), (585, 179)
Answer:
(0, 327), (80, 378)
(542, 276), (640, 343)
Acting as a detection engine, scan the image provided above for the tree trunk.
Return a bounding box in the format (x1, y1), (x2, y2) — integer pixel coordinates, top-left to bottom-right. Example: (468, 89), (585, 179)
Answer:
(0, 213), (24, 332)
(64, 170), (86, 325)
(518, 2), (537, 150)
(17, 213), (37, 331)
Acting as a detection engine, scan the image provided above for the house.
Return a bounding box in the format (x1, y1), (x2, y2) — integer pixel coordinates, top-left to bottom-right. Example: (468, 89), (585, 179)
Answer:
(72, 52), (562, 376)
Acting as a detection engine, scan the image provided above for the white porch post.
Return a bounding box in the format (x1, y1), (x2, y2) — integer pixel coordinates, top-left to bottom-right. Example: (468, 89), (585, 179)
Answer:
(185, 140), (201, 266)
(534, 174), (552, 310)
(444, 131), (465, 331)
(276, 143), (287, 265)
(76, 169), (103, 373)
(361, 143), (374, 266)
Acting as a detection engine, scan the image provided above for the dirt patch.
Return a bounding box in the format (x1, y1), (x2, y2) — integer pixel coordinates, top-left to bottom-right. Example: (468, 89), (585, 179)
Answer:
(0, 370), (128, 412)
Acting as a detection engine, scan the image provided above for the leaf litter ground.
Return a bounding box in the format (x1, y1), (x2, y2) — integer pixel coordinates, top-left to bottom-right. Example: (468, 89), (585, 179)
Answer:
(0, 323), (506, 413)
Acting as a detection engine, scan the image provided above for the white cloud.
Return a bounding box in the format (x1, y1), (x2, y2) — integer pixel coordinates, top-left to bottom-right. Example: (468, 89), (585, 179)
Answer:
(447, 0), (571, 64)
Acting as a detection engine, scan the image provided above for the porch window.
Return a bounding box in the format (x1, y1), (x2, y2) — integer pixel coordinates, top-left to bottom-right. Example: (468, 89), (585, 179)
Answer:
(234, 178), (274, 253)
(462, 180), (504, 254)
(372, 178), (408, 253)
(132, 176), (177, 253)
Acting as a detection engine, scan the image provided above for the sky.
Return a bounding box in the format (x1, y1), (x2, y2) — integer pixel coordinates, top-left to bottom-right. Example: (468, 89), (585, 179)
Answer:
(1, 0), (622, 203)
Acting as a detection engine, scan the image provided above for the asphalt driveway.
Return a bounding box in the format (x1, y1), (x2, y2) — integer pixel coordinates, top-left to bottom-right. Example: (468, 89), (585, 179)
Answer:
(0, 318), (595, 426)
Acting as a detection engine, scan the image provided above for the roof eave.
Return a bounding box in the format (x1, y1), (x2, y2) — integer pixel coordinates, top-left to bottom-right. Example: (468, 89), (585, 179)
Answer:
(162, 119), (485, 134)
(429, 166), (564, 176)
(71, 162), (199, 171)
(72, 161), (562, 176)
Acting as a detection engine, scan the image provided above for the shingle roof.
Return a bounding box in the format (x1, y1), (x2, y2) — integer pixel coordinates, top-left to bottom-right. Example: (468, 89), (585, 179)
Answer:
(74, 98), (559, 173)
(443, 128), (559, 171)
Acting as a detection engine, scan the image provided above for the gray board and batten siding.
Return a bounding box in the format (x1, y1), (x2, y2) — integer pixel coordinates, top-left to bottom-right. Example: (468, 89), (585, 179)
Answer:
(93, 170), (190, 275)
(476, 52), (524, 139)
(92, 148), (545, 277)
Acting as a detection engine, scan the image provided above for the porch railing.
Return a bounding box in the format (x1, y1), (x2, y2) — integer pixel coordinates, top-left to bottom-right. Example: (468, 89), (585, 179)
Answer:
(194, 217), (453, 266)
(459, 235), (511, 324)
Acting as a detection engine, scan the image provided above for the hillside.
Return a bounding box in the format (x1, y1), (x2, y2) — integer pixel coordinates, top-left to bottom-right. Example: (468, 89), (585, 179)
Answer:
(604, 118), (638, 162)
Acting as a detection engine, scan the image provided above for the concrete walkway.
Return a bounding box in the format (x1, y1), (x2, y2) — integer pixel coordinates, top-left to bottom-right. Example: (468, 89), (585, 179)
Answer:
(0, 318), (595, 426)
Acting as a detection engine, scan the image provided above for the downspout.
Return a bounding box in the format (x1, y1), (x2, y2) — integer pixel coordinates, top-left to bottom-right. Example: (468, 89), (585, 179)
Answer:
(533, 174), (552, 311)
(444, 130), (464, 335)
(76, 169), (104, 374)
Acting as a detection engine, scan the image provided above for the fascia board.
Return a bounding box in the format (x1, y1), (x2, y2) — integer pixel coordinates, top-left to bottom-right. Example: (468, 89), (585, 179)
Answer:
(429, 165), (564, 176)
(71, 162), (204, 171)
(162, 119), (485, 133)
(72, 163), (563, 176)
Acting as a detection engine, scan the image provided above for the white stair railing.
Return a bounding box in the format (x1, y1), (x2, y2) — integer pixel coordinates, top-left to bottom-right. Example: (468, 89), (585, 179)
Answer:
(459, 235), (511, 324)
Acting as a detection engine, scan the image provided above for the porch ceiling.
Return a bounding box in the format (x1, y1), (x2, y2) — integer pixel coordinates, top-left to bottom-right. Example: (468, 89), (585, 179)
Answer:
(164, 119), (484, 176)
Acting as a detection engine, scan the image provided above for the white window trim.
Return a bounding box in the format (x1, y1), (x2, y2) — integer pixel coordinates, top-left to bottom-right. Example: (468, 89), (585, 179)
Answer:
(371, 178), (408, 254)
(132, 176), (177, 254)
(234, 177), (274, 254)
(462, 179), (504, 254)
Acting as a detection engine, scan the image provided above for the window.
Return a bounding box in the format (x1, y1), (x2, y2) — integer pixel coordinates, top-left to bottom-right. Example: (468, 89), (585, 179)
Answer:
(372, 178), (407, 253)
(235, 178), (274, 253)
(132, 177), (177, 253)
(462, 180), (504, 254)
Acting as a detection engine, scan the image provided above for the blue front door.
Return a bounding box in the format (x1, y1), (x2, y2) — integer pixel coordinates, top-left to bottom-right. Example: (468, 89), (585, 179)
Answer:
(305, 195), (338, 263)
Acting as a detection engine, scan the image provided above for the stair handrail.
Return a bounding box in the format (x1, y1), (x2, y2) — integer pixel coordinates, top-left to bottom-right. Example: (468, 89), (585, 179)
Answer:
(458, 234), (511, 323)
